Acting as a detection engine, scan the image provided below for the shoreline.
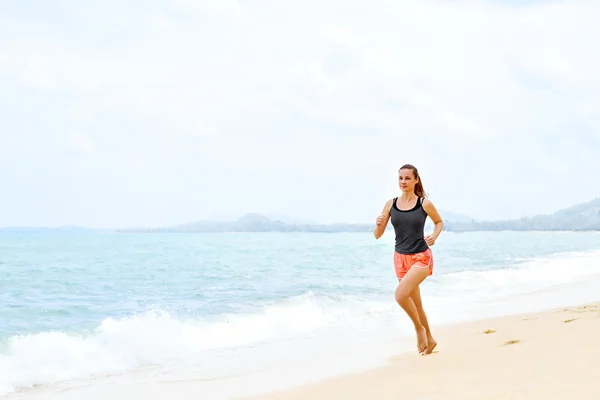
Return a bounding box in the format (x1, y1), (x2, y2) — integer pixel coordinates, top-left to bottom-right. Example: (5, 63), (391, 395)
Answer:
(5, 301), (600, 400)
(242, 302), (600, 400)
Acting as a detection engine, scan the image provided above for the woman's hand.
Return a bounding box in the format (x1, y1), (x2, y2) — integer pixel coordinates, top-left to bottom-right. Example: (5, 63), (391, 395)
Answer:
(424, 235), (436, 246)
(374, 199), (393, 239)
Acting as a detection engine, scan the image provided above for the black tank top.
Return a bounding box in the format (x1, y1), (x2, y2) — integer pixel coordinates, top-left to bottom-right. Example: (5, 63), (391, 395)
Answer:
(390, 197), (429, 254)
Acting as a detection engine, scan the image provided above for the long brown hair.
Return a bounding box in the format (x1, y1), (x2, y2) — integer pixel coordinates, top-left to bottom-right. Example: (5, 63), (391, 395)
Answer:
(399, 164), (427, 198)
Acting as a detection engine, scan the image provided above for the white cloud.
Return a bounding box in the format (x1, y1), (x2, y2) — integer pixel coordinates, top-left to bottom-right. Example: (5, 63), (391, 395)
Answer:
(0, 0), (600, 228)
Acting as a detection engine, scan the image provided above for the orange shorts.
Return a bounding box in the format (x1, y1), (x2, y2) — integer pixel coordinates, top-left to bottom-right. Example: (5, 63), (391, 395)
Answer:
(393, 248), (434, 279)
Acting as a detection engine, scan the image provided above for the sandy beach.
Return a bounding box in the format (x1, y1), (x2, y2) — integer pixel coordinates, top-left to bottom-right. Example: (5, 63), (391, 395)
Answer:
(245, 303), (600, 400)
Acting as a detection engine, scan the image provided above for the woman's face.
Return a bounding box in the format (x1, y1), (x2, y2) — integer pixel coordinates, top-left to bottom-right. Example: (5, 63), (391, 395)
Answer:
(398, 168), (417, 193)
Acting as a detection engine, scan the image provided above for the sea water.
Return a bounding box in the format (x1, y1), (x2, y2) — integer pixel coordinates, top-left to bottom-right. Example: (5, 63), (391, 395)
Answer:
(1, 231), (600, 399)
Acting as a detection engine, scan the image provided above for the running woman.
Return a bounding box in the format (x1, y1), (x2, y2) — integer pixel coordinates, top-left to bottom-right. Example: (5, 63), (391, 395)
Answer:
(373, 164), (444, 355)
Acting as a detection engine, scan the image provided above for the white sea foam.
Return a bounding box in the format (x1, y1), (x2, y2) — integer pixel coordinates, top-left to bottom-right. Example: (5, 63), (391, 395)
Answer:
(432, 249), (600, 303)
(2, 250), (600, 396)
(0, 294), (396, 396)
(424, 249), (600, 324)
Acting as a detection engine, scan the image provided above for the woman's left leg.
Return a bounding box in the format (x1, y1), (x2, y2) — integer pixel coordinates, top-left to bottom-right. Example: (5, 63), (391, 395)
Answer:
(395, 266), (430, 353)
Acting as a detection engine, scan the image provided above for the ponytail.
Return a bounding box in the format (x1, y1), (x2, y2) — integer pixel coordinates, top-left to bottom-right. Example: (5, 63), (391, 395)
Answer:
(414, 180), (426, 198)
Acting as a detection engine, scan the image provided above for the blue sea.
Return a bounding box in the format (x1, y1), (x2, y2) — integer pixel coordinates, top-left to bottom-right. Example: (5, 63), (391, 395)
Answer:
(2, 231), (600, 399)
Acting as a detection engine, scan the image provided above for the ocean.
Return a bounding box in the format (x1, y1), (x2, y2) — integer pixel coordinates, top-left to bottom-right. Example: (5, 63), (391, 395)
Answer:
(2, 230), (600, 399)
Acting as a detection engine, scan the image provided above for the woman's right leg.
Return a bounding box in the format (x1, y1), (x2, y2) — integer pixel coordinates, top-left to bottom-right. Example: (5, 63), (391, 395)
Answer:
(410, 285), (437, 354)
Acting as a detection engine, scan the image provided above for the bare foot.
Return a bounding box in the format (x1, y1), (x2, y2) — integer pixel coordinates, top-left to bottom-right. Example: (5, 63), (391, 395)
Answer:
(416, 326), (428, 353)
(423, 337), (437, 355)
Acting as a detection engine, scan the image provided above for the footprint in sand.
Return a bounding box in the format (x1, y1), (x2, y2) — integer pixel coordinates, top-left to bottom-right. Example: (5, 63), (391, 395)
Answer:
(573, 305), (600, 314)
(483, 329), (496, 334)
(501, 339), (520, 346)
(563, 318), (577, 323)
(578, 305), (598, 310)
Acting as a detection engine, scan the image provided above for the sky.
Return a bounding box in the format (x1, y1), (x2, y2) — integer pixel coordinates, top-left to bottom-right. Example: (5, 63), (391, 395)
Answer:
(1, 0), (600, 228)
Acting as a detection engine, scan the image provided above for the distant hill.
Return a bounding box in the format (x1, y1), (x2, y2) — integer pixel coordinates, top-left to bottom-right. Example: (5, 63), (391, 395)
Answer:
(266, 213), (319, 225)
(438, 210), (473, 223)
(119, 209), (473, 233)
(5, 199), (599, 233)
(118, 213), (373, 233)
(119, 198), (600, 233)
(445, 198), (600, 232)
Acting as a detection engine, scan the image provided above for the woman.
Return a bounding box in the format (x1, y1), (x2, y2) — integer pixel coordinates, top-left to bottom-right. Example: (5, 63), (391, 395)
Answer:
(373, 164), (444, 355)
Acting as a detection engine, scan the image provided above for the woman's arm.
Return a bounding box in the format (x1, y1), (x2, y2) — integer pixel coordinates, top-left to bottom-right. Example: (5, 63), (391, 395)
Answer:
(422, 199), (444, 246)
(374, 199), (393, 239)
